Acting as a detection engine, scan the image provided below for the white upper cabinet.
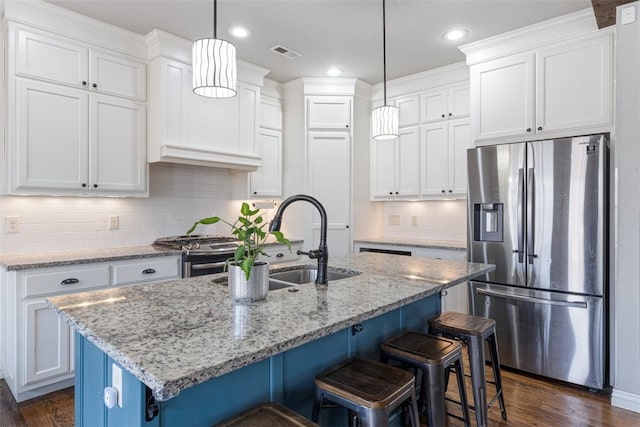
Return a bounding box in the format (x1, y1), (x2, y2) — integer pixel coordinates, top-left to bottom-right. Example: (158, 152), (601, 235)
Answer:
(421, 118), (472, 199)
(395, 94), (420, 128)
(421, 82), (470, 123)
(465, 18), (613, 144)
(307, 96), (351, 129)
(16, 27), (146, 101)
(250, 128), (282, 198)
(259, 96), (283, 130)
(370, 127), (420, 200)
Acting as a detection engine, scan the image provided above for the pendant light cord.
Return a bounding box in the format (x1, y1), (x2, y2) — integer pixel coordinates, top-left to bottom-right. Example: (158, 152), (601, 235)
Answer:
(382, 0), (388, 106)
(213, 0), (217, 38)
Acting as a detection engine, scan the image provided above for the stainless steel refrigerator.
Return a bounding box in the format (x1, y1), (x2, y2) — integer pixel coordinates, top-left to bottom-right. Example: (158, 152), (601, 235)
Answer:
(467, 133), (609, 390)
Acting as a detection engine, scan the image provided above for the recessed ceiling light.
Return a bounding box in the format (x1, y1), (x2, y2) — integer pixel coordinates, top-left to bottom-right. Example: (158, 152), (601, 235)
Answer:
(443, 29), (468, 41)
(229, 27), (250, 38)
(326, 67), (342, 77)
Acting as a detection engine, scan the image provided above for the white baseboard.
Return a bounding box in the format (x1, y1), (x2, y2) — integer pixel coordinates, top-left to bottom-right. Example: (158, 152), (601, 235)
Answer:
(612, 388), (640, 413)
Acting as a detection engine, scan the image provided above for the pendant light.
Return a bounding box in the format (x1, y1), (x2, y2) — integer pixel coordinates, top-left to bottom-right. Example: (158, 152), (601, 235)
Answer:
(371, 0), (399, 140)
(192, 0), (237, 98)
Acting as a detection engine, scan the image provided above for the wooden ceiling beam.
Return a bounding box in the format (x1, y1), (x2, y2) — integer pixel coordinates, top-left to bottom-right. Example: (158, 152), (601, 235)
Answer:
(591, 0), (636, 28)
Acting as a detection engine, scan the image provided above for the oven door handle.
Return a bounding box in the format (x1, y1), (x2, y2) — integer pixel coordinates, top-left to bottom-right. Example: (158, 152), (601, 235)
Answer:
(191, 261), (228, 270)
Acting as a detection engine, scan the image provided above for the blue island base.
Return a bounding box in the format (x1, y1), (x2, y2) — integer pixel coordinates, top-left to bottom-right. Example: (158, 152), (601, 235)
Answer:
(75, 296), (440, 426)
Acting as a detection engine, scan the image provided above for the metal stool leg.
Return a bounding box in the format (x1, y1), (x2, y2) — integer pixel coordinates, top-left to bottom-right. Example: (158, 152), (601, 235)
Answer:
(422, 363), (447, 427)
(408, 387), (421, 427)
(487, 334), (507, 420)
(467, 335), (488, 427)
(453, 359), (471, 427)
(311, 388), (322, 423)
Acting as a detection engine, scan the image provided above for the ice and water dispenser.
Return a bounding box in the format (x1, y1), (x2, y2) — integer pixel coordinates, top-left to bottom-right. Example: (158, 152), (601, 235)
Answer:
(473, 203), (503, 242)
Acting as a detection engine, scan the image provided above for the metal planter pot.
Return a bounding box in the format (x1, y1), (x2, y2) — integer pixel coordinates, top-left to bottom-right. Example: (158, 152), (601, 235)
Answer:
(228, 261), (269, 302)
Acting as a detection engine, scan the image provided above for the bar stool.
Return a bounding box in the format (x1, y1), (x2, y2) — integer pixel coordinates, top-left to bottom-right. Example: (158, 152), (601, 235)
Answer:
(311, 357), (420, 427)
(429, 312), (507, 427)
(381, 331), (471, 427)
(215, 401), (318, 426)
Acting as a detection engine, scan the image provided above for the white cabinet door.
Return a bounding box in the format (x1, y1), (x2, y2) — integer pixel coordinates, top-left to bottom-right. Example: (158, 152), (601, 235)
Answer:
(448, 118), (472, 196)
(396, 127), (420, 197)
(90, 50), (146, 101)
(536, 34), (612, 134)
(238, 83), (259, 154)
(90, 94), (146, 193)
(370, 138), (397, 199)
(259, 97), (282, 130)
(250, 128), (282, 197)
(421, 88), (448, 123)
(421, 122), (449, 197)
(308, 132), (351, 257)
(307, 97), (351, 129)
(15, 27), (88, 88)
(15, 80), (88, 191)
(470, 53), (535, 141)
(395, 94), (420, 128)
(23, 299), (71, 386)
(448, 82), (470, 119)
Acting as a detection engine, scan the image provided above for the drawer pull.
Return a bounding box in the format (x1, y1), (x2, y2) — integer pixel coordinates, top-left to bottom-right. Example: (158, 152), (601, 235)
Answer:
(142, 268), (157, 275)
(61, 278), (80, 285)
(276, 253), (284, 258)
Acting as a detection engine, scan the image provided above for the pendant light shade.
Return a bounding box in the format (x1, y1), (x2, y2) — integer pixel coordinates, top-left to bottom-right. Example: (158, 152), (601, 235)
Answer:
(372, 0), (398, 140)
(371, 104), (399, 140)
(192, 0), (237, 98)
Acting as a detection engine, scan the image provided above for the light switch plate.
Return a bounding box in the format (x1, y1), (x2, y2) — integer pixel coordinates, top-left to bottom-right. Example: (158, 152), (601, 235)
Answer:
(5, 216), (20, 233)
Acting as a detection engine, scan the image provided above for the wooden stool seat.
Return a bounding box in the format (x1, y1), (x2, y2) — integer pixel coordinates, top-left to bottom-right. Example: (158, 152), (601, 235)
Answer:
(312, 357), (420, 426)
(381, 331), (470, 427)
(215, 402), (317, 427)
(429, 312), (507, 427)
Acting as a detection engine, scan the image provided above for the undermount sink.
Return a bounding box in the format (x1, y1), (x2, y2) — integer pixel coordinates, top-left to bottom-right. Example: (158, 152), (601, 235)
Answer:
(269, 265), (361, 285)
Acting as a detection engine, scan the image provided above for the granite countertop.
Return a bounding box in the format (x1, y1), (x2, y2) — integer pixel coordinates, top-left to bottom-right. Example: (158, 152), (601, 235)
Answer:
(354, 237), (466, 251)
(0, 246), (181, 271)
(0, 240), (303, 271)
(47, 252), (493, 402)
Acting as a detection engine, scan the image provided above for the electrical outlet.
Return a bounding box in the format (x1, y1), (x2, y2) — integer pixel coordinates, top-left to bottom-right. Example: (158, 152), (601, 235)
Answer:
(112, 363), (123, 408)
(388, 215), (400, 226)
(5, 216), (20, 233)
(410, 216), (418, 226)
(621, 6), (636, 25)
(109, 215), (119, 230)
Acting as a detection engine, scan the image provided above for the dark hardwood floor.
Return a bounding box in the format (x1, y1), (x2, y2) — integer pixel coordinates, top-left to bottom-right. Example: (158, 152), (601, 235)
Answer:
(1, 362), (639, 427)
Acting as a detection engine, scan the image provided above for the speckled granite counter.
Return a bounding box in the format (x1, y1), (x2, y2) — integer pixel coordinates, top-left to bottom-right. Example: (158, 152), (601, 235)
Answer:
(47, 252), (493, 402)
(354, 237), (466, 251)
(0, 246), (180, 271)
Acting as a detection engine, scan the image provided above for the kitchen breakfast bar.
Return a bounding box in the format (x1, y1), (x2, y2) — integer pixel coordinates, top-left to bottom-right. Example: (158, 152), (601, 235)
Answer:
(46, 252), (494, 426)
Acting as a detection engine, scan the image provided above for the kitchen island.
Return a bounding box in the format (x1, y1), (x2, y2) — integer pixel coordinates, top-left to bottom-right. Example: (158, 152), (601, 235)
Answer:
(47, 252), (494, 426)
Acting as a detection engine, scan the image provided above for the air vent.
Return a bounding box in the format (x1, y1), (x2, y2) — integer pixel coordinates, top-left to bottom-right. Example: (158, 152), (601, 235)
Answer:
(270, 45), (302, 60)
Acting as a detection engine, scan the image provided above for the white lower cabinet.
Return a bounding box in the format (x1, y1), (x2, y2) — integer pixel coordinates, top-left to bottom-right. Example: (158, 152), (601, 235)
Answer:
(2, 255), (181, 402)
(354, 242), (468, 313)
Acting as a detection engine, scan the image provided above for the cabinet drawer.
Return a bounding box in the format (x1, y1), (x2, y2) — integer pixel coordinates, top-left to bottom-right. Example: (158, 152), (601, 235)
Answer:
(21, 265), (110, 298)
(112, 257), (180, 286)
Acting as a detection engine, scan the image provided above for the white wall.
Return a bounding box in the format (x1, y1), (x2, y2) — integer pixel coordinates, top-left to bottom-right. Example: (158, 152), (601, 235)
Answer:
(0, 163), (238, 255)
(381, 200), (466, 242)
(612, 1), (640, 413)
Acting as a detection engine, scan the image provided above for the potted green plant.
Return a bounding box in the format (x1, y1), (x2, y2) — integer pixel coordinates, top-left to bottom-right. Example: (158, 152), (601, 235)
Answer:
(187, 202), (290, 302)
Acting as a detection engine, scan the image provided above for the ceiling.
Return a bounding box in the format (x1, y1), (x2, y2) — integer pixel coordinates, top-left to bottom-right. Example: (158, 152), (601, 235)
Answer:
(44, 0), (594, 84)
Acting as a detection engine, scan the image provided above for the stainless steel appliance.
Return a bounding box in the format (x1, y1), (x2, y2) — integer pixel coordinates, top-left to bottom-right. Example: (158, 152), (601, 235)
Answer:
(467, 133), (609, 390)
(153, 235), (239, 277)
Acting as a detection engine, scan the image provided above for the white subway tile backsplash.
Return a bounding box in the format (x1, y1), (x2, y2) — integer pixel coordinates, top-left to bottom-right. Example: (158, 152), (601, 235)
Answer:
(382, 200), (467, 242)
(0, 163), (238, 255)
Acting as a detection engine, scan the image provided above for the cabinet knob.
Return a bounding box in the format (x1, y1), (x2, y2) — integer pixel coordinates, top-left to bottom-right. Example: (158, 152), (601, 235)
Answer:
(441, 114), (445, 118)
(142, 268), (156, 274)
(441, 189), (446, 193)
(82, 81), (87, 86)
(61, 278), (80, 285)
(345, 124), (349, 128)
(93, 184), (98, 188)
(448, 113), (452, 116)
(253, 191), (257, 195)
(526, 128), (532, 132)
(81, 183), (87, 188)
(537, 126), (543, 131)
(389, 192), (393, 195)
(395, 191), (399, 195)
(346, 225), (350, 229)
(92, 83), (98, 88)
(449, 189), (453, 193)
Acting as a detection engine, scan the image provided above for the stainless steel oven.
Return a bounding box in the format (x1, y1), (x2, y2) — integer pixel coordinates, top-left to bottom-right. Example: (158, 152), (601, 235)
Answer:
(153, 235), (239, 278)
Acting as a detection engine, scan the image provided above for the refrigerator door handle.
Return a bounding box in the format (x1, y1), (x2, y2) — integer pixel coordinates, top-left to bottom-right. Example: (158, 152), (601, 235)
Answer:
(527, 167), (538, 264)
(514, 168), (525, 263)
(476, 288), (588, 309)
